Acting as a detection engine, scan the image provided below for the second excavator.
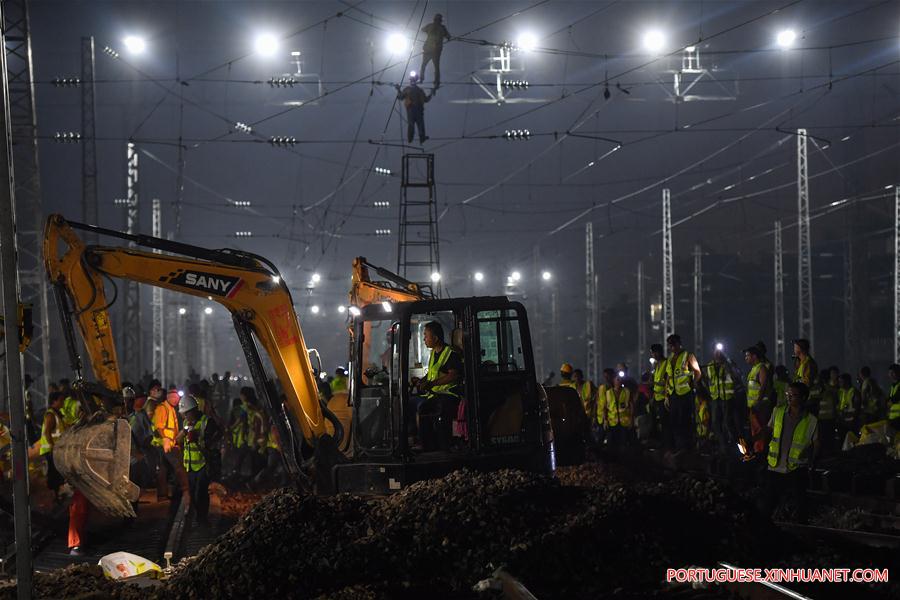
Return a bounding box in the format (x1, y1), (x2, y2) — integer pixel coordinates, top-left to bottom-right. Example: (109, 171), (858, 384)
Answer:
(44, 215), (556, 516)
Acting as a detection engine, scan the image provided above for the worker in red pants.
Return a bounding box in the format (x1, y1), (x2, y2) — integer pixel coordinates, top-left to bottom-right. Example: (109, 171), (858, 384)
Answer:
(68, 488), (89, 555)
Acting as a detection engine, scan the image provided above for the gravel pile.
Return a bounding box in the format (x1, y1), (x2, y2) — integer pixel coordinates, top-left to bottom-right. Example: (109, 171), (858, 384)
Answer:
(0, 564), (145, 600)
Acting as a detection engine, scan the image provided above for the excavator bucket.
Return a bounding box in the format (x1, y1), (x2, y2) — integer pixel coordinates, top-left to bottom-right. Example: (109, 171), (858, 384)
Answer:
(53, 418), (140, 518)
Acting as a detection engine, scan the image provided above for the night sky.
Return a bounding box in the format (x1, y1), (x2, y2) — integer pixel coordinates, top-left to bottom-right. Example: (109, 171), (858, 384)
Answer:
(28, 0), (900, 382)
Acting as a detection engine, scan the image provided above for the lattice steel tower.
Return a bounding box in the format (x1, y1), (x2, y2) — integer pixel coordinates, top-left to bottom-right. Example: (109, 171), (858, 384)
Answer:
(121, 142), (142, 379)
(397, 154), (440, 290)
(796, 129), (814, 350)
(81, 36), (98, 240)
(774, 220), (786, 367)
(151, 198), (165, 383)
(637, 260), (646, 368)
(4, 0), (51, 406)
(692, 244), (703, 353)
(662, 188), (674, 342)
(585, 222), (599, 381)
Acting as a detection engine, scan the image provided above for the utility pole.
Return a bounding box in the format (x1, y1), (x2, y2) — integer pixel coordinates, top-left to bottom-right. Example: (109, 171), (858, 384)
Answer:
(81, 36), (98, 240)
(531, 245), (544, 377)
(843, 239), (856, 368)
(122, 142), (142, 380)
(895, 185), (900, 364)
(550, 286), (560, 380)
(692, 244), (703, 353)
(585, 221), (599, 381)
(151, 198), (165, 383)
(0, 4), (33, 591)
(4, 0), (51, 412)
(797, 128), (814, 350)
(662, 188), (674, 342)
(774, 220), (786, 367)
(637, 260), (646, 369)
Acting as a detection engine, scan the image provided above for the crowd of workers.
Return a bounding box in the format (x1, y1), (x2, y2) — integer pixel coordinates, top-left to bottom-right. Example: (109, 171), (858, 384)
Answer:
(559, 334), (900, 522)
(5, 368), (350, 557)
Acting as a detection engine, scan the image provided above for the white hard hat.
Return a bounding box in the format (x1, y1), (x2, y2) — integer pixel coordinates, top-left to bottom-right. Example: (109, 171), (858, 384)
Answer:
(178, 394), (199, 414)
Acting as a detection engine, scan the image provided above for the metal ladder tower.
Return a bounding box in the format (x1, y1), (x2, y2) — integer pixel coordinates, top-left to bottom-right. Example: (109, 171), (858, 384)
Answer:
(397, 153), (440, 290)
(693, 244), (703, 354)
(774, 220), (786, 367)
(121, 142), (142, 379)
(4, 0), (51, 409)
(895, 185), (900, 363)
(151, 198), (165, 383)
(585, 222), (600, 381)
(662, 188), (675, 343)
(637, 260), (646, 369)
(797, 128), (814, 350)
(81, 36), (98, 240)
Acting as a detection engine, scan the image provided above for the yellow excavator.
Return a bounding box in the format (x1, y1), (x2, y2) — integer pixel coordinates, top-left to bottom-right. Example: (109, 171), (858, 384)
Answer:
(43, 215), (556, 516)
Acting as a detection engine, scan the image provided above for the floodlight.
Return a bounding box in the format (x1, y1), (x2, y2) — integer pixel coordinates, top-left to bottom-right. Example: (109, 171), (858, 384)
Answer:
(776, 29), (797, 48)
(386, 33), (408, 54)
(430, 272), (441, 283)
(255, 33), (279, 56)
(311, 273), (321, 283)
(123, 35), (146, 54)
(178, 307), (187, 316)
(516, 32), (538, 52)
(311, 305), (320, 314)
(474, 271), (484, 282)
(511, 271), (522, 282)
(204, 306), (213, 315)
(642, 29), (665, 54)
(541, 271), (552, 281)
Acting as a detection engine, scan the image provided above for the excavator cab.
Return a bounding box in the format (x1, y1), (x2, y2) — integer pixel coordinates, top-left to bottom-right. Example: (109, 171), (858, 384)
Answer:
(337, 296), (555, 493)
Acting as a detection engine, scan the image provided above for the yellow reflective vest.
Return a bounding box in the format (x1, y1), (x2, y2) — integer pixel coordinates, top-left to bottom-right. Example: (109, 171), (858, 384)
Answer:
(695, 396), (710, 438)
(605, 386), (632, 428)
(706, 363), (734, 401)
(183, 415), (208, 472)
(889, 382), (900, 420)
(666, 351), (695, 396)
(39, 408), (65, 456)
(426, 345), (459, 398)
(747, 363), (763, 408)
(767, 406), (817, 471)
(652, 358), (669, 400)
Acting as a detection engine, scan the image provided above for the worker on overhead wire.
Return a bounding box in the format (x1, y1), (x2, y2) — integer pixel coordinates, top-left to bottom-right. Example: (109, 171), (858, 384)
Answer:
(395, 73), (432, 145)
(419, 13), (452, 91)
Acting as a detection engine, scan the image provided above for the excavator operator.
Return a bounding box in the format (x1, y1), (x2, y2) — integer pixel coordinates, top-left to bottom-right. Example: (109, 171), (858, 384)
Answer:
(409, 321), (462, 449)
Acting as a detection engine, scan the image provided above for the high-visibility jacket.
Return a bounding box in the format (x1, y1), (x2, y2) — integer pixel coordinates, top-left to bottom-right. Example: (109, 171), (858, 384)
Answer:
(794, 356), (816, 386)
(596, 383), (609, 426)
(39, 408), (65, 456)
(838, 387), (858, 421)
(576, 381), (594, 417)
(605, 386), (632, 428)
(666, 351), (695, 396)
(266, 424), (280, 450)
(860, 379), (883, 417)
(245, 405), (266, 451)
(889, 382), (900, 420)
(559, 379), (577, 390)
(61, 395), (82, 427)
(746, 363), (764, 408)
(767, 406), (817, 471)
(425, 345), (460, 398)
(330, 375), (348, 393)
(652, 358), (669, 400)
(695, 396), (710, 438)
(152, 402), (179, 448)
(816, 385), (836, 420)
(229, 416), (247, 448)
(774, 379), (787, 407)
(183, 415), (208, 472)
(706, 363), (734, 401)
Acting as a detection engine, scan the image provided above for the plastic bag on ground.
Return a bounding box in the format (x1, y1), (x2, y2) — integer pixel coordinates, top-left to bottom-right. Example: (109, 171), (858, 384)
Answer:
(98, 551), (162, 580)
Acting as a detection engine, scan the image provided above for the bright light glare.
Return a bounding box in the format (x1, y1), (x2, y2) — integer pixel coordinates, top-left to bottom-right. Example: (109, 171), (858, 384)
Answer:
(271, 275), (281, 284)
(381, 301), (392, 313)
(311, 273), (322, 283)
(338, 305), (346, 314)
(715, 342), (724, 351)
(776, 29), (797, 48)
(474, 271), (484, 282)
(516, 32), (538, 52)
(255, 33), (279, 56)
(348, 306), (361, 316)
(204, 306), (213, 315)
(649, 357), (657, 365)
(541, 271), (552, 281)
(386, 33), (408, 54)
(123, 36), (147, 54)
(177, 390), (185, 397)
(642, 29), (665, 53)
(178, 307), (187, 316)
(311, 305), (320, 314)
(511, 271), (522, 282)
(617, 370), (626, 378)
(409, 70), (417, 79)
(430, 272), (441, 283)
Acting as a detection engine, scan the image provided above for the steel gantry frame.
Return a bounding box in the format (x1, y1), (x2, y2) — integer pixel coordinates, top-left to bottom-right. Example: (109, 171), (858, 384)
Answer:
(397, 153), (440, 291)
(151, 198), (165, 383)
(121, 142), (142, 378)
(797, 128), (814, 350)
(637, 260), (646, 368)
(81, 36), (98, 240)
(4, 0), (51, 408)
(774, 220), (786, 367)
(693, 244), (703, 354)
(585, 222), (600, 381)
(662, 188), (675, 343)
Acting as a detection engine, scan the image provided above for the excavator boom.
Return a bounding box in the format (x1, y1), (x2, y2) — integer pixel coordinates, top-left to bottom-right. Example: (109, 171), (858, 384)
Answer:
(44, 215), (341, 514)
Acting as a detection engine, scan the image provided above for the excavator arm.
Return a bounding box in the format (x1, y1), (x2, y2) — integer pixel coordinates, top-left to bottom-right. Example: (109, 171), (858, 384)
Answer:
(349, 256), (429, 308)
(44, 215), (343, 514)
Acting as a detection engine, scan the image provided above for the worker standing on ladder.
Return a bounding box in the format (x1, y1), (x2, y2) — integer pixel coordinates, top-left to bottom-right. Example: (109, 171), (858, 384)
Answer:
(396, 74), (432, 145)
(419, 14), (451, 91)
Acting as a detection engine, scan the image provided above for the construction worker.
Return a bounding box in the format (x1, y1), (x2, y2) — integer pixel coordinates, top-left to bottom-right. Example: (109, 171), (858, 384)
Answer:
(792, 339), (818, 387)
(39, 391), (67, 502)
(412, 322), (462, 449)
(58, 378), (83, 428)
(814, 371), (836, 456)
(887, 364), (900, 427)
(176, 394), (220, 525)
(605, 372), (634, 449)
(224, 397), (248, 485)
(744, 345), (771, 455)
(695, 387), (712, 447)
(773, 366), (789, 407)
(558, 363), (576, 389)
(594, 368), (614, 442)
(153, 389), (189, 504)
(571, 368), (596, 421)
(235, 387), (267, 479)
(706, 347), (736, 453)
(836, 372), (860, 442)
(858, 366), (885, 424)
(419, 13), (451, 90)
(395, 74), (432, 145)
(330, 367), (349, 393)
(649, 344), (670, 447)
(761, 382), (818, 524)
(665, 334), (702, 452)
